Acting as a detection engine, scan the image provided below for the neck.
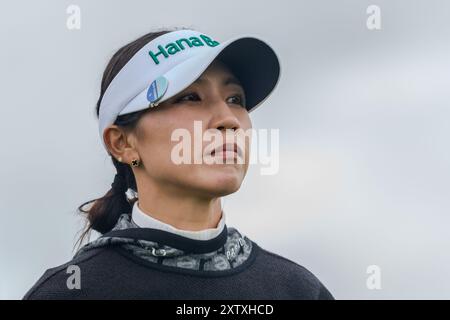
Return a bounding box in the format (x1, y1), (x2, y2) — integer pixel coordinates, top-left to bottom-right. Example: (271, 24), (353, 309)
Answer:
(136, 181), (223, 231)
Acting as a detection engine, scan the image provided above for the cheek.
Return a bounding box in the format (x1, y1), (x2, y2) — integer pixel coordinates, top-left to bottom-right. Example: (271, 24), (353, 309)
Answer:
(137, 114), (200, 178)
(237, 112), (252, 163)
(136, 119), (174, 171)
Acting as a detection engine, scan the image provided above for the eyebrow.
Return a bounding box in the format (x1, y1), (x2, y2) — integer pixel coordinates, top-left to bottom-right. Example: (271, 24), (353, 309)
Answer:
(193, 76), (243, 88)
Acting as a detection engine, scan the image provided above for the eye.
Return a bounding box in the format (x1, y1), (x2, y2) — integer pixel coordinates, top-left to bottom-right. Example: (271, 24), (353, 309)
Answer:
(228, 94), (246, 108)
(174, 92), (200, 103)
(173, 92), (246, 108)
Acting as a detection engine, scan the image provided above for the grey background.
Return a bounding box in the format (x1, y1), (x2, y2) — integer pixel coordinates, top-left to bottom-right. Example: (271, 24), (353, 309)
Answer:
(1, 0), (449, 299)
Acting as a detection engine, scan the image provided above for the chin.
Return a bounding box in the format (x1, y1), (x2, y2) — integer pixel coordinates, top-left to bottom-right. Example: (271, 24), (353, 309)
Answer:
(200, 169), (244, 196)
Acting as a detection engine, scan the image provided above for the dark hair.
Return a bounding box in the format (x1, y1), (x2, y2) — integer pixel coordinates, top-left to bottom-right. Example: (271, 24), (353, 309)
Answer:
(76, 27), (185, 248)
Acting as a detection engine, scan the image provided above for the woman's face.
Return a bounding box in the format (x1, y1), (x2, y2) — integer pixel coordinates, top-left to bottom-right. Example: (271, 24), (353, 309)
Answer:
(132, 60), (252, 198)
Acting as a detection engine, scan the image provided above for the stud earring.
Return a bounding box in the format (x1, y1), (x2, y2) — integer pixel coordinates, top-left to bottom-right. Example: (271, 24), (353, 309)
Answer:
(118, 157), (122, 162)
(131, 159), (140, 167)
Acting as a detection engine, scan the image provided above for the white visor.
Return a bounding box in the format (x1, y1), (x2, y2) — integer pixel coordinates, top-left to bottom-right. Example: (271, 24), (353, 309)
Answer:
(98, 29), (281, 152)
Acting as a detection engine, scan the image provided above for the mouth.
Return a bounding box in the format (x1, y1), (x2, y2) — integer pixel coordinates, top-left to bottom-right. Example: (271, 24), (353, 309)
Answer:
(209, 142), (243, 159)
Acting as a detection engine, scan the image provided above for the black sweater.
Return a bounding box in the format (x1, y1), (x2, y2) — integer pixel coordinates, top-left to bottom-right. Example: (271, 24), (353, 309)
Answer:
(23, 215), (334, 300)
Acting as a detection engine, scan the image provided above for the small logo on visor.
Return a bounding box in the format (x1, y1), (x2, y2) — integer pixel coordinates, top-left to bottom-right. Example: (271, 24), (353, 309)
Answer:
(147, 76), (169, 107)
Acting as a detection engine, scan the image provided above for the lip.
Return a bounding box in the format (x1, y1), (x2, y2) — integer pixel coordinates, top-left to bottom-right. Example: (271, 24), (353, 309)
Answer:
(209, 142), (243, 158)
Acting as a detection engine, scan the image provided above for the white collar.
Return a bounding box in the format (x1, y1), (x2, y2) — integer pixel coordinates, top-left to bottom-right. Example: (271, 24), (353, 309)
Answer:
(131, 201), (226, 241)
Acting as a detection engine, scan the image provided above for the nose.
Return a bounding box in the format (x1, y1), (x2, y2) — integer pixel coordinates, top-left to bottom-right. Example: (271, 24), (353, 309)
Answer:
(209, 100), (241, 133)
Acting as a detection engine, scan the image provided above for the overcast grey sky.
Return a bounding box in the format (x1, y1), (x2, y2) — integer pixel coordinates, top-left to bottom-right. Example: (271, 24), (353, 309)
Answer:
(1, 0), (449, 299)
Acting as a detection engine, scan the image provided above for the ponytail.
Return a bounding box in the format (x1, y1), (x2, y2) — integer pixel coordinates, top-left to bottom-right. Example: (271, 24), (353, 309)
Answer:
(76, 158), (137, 248)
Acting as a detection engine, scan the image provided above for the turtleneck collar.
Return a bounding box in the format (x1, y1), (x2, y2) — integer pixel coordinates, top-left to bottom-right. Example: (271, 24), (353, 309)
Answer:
(75, 212), (254, 272)
(131, 200), (226, 241)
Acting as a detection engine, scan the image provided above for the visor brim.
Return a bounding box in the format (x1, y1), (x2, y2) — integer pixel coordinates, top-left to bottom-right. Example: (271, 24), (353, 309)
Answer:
(120, 35), (281, 115)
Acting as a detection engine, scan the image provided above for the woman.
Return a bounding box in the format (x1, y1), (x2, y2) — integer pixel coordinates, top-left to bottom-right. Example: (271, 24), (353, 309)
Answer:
(24, 28), (334, 300)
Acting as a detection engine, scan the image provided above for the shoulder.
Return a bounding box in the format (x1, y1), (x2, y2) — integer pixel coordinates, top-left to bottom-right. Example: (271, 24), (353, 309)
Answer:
(253, 242), (334, 300)
(23, 247), (120, 300)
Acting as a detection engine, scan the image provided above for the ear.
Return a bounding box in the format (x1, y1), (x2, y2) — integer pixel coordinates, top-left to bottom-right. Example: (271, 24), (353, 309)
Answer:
(104, 125), (140, 164)
(103, 125), (129, 159)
